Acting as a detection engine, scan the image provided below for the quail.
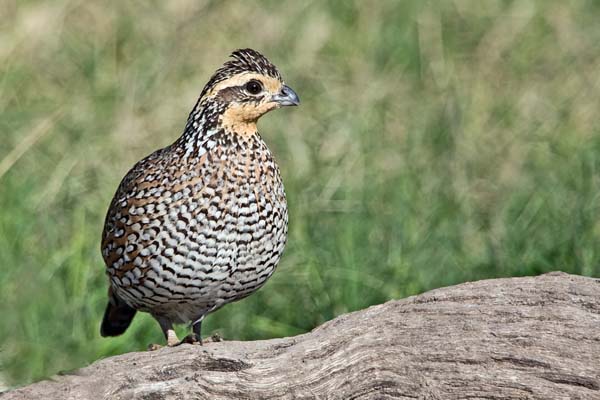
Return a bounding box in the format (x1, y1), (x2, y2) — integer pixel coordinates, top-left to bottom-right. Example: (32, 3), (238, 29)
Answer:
(100, 49), (299, 346)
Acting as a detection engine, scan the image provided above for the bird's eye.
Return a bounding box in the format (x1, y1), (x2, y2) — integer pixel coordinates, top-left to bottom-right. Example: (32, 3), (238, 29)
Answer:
(245, 80), (263, 95)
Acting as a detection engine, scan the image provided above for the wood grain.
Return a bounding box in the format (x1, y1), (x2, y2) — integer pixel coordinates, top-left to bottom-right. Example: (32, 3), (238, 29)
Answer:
(4, 272), (600, 400)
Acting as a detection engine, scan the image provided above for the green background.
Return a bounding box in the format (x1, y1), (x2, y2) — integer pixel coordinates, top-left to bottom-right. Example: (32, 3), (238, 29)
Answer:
(1, 0), (599, 387)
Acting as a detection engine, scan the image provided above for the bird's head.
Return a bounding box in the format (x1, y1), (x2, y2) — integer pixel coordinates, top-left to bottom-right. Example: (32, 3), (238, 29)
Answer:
(196, 49), (299, 136)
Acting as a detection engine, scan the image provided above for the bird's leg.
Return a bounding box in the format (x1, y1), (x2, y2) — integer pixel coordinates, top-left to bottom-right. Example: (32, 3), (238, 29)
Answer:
(193, 319), (203, 345)
(148, 317), (179, 350)
(166, 329), (179, 346)
(162, 320), (180, 346)
(179, 317), (203, 345)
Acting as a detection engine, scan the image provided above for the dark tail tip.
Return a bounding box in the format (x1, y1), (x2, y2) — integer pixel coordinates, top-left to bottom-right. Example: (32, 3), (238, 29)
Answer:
(100, 300), (137, 337)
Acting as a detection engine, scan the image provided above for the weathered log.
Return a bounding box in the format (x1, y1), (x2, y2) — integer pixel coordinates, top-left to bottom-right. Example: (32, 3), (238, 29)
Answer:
(3, 272), (600, 400)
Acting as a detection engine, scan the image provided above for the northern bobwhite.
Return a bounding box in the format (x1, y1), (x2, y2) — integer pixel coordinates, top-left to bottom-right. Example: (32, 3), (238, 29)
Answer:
(100, 48), (299, 346)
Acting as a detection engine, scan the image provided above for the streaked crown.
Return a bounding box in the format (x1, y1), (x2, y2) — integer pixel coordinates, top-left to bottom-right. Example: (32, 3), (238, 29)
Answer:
(200, 49), (283, 99)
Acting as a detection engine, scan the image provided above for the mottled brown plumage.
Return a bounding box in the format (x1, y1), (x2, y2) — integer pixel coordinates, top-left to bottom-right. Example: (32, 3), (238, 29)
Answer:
(100, 49), (299, 346)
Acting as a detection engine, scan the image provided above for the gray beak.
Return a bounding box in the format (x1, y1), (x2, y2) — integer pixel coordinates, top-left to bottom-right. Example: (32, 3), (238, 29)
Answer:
(272, 85), (300, 107)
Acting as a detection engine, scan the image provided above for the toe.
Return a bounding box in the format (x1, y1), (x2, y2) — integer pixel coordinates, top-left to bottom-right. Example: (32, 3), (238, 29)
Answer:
(179, 333), (202, 345)
(147, 343), (163, 351)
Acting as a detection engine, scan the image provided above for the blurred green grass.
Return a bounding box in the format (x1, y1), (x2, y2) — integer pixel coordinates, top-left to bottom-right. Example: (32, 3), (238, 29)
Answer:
(1, 0), (600, 387)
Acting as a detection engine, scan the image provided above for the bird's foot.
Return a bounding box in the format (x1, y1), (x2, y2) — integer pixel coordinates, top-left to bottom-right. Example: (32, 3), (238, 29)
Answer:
(209, 332), (223, 342)
(177, 333), (203, 346)
(147, 343), (163, 351)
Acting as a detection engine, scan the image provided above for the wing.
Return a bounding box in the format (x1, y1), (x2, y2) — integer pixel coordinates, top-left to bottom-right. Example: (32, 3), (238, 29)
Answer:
(101, 147), (172, 280)
(101, 145), (210, 286)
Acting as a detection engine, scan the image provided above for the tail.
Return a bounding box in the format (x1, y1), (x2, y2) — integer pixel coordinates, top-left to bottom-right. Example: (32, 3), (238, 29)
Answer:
(100, 291), (137, 337)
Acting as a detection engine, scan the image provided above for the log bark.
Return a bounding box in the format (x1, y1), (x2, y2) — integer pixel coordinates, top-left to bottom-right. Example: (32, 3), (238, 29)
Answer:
(3, 272), (600, 400)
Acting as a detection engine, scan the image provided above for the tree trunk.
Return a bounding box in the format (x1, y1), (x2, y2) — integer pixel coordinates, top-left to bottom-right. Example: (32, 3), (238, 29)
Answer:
(3, 272), (600, 400)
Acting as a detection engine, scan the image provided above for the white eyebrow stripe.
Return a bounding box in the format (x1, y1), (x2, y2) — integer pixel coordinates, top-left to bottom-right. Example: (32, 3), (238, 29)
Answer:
(204, 73), (281, 98)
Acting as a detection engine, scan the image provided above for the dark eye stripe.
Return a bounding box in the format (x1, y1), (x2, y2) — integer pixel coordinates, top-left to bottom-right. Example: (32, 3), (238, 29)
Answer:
(214, 85), (266, 104)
